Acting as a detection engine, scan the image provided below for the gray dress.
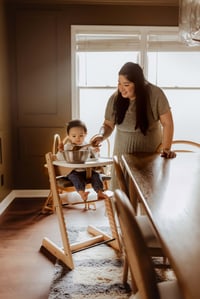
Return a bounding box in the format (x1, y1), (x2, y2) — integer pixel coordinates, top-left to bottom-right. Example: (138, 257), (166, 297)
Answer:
(104, 83), (171, 190)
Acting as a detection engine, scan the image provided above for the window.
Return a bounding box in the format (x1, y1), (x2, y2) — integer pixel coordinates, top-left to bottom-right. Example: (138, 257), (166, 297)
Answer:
(71, 26), (200, 155)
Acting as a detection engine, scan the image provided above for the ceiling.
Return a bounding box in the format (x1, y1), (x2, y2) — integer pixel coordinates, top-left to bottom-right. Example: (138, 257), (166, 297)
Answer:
(4, 0), (179, 6)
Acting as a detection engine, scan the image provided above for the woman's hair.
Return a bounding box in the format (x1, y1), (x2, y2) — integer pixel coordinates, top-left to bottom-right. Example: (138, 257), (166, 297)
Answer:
(66, 119), (87, 135)
(114, 62), (149, 135)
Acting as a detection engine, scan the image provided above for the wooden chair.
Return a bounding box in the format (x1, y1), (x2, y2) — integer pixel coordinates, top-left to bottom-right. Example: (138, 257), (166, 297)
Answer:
(113, 155), (167, 285)
(171, 140), (200, 152)
(113, 189), (184, 299)
(42, 134), (111, 213)
(157, 140), (200, 154)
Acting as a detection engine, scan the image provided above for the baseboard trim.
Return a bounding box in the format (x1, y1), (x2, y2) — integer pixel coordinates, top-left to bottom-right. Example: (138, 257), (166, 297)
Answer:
(0, 189), (49, 215)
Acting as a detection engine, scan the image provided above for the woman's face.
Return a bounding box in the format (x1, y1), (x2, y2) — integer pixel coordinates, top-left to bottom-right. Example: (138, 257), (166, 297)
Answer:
(118, 75), (135, 100)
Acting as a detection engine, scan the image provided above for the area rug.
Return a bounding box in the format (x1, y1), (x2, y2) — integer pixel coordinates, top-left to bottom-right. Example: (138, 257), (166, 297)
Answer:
(48, 227), (174, 299)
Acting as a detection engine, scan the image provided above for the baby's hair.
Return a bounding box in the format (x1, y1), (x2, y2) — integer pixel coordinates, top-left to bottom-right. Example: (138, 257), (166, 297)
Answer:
(66, 119), (87, 135)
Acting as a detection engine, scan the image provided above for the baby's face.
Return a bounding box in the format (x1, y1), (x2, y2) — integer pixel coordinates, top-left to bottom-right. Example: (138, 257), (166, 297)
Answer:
(68, 127), (86, 145)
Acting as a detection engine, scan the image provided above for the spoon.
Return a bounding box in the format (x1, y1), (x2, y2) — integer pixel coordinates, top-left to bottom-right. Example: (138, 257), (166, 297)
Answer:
(72, 143), (101, 151)
(71, 143), (92, 151)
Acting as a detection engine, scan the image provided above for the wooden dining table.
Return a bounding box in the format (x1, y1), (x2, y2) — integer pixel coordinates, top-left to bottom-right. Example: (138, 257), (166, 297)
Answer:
(122, 152), (200, 299)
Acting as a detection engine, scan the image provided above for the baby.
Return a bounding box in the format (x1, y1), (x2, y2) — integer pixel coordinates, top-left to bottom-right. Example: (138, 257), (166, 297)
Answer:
(57, 119), (108, 202)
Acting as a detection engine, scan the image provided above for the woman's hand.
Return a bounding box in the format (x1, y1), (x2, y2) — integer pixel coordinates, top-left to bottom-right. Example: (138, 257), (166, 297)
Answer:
(90, 134), (104, 147)
(160, 149), (176, 159)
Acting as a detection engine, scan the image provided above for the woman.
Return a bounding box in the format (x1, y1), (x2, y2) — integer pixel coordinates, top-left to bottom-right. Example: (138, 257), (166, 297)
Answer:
(91, 62), (176, 189)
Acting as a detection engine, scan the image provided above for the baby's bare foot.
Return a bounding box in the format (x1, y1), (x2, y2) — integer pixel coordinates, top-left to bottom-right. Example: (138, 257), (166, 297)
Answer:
(79, 191), (90, 201)
(97, 190), (108, 200)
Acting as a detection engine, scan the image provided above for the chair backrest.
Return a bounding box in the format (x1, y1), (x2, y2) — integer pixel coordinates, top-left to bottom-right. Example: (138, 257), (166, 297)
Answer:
(113, 155), (129, 197)
(171, 140), (200, 152)
(52, 133), (61, 155)
(113, 189), (160, 299)
(52, 133), (111, 157)
(113, 155), (139, 213)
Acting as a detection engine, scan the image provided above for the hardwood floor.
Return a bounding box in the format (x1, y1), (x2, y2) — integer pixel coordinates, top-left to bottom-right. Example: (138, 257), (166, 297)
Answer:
(0, 194), (108, 299)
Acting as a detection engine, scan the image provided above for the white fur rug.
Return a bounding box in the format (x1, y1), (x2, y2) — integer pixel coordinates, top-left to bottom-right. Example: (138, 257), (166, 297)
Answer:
(48, 227), (132, 299)
(48, 227), (174, 299)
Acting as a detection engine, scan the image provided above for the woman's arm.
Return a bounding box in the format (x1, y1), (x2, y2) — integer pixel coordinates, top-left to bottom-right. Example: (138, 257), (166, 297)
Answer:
(99, 120), (115, 140)
(159, 109), (176, 158)
(90, 120), (115, 147)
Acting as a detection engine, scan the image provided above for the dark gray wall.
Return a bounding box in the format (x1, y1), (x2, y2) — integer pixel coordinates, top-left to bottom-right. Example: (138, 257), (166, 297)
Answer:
(0, 0), (12, 202)
(5, 3), (178, 190)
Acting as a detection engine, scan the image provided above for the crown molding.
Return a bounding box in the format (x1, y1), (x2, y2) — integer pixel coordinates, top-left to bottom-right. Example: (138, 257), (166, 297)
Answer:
(4, 0), (179, 6)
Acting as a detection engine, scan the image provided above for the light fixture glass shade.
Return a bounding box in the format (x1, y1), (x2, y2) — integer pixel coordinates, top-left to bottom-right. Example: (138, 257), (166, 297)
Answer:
(179, 0), (200, 46)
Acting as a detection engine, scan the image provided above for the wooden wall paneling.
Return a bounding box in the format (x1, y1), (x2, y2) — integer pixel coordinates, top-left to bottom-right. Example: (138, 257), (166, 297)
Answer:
(13, 12), (70, 188)
(15, 127), (66, 188)
(15, 12), (70, 126)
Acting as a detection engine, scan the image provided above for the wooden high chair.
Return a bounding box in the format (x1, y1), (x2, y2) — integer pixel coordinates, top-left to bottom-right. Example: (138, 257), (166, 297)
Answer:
(42, 134), (112, 213)
(41, 151), (121, 269)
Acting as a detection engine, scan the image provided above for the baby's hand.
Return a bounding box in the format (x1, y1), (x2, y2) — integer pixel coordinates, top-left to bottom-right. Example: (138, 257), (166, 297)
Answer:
(90, 147), (100, 159)
(92, 146), (100, 153)
(58, 142), (64, 152)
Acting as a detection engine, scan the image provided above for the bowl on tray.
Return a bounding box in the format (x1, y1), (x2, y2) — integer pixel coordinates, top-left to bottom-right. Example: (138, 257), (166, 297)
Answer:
(63, 149), (90, 164)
